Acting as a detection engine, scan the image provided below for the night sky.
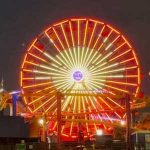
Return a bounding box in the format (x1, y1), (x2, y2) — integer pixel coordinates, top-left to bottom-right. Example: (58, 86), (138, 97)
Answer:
(0, 0), (150, 95)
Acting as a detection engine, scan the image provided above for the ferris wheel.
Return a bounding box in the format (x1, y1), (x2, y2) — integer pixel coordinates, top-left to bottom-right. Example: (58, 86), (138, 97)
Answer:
(20, 18), (141, 138)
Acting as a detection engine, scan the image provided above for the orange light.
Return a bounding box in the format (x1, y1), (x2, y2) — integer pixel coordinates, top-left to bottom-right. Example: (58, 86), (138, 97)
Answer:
(53, 20), (68, 27)
(83, 20), (88, 46)
(44, 31), (60, 52)
(23, 81), (51, 89)
(69, 21), (75, 47)
(77, 20), (80, 46)
(110, 49), (131, 62)
(93, 25), (105, 49)
(52, 27), (65, 50)
(87, 22), (97, 48)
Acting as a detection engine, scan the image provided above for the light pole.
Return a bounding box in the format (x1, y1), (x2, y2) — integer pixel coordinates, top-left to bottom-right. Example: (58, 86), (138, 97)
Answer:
(57, 91), (63, 148)
(38, 116), (47, 142)
(125, 94), (131, 150)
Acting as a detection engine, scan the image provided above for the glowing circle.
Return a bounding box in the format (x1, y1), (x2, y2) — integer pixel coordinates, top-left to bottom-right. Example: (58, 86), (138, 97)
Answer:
(73, 71), (83, 81)
(20, 17), (141, 139)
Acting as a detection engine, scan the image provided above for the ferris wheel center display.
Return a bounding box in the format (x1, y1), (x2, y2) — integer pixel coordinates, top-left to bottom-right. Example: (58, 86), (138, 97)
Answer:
(20, 18), (141, 138)
(73, 71), (83, 81)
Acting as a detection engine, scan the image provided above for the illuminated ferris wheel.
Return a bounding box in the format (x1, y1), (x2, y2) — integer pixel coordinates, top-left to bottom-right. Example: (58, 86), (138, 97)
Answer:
(20, 18), (140, 138)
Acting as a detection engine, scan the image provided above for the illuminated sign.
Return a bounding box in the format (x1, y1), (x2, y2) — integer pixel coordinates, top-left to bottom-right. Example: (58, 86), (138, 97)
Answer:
(73, 71), (83, 81)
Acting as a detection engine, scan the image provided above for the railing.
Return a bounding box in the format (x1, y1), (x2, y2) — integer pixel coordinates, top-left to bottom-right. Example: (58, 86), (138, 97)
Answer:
(131, 142), (150, 150)
(0, 142), (150, 150)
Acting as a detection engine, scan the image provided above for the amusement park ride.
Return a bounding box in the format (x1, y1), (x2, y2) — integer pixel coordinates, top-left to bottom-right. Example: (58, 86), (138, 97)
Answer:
(0, 18), (146, 147)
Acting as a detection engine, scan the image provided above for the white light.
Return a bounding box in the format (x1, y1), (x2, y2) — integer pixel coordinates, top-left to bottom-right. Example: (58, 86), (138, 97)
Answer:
(120, 120), (125, 126)
(50, 38), (54, 43)
(96, 129), (103, 136)
(38, 118), (44, 125)
(0, 88), (4, 93)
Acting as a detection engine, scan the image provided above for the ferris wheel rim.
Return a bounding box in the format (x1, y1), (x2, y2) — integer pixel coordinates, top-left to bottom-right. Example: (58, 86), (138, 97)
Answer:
(20, 17), (141, 137)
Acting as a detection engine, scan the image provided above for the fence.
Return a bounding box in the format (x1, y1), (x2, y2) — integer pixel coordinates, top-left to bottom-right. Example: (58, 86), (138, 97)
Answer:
(0, 142), (150, 150)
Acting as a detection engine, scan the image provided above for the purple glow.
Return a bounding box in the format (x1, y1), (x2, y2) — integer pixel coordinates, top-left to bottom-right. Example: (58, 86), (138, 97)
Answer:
(73, 71), (83, 81)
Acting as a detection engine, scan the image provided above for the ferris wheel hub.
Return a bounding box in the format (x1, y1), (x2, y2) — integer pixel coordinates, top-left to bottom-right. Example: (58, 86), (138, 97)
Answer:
(73, 70), (83, 82)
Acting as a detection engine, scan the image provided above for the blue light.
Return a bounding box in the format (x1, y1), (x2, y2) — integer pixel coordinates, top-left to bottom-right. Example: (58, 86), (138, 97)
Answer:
(73, 71), (83, 81)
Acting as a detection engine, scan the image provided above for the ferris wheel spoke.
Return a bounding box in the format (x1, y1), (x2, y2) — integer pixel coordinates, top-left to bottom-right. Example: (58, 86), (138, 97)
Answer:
(33, 95), (55, 112)
(106, 96), (124, 109)
(93, 25), (105, 49)
(91, 78), (105, 86)
(62, 96), (72, 112)
(104, 84), (130, 93)
(93, 98), (112, 124)
(44, 31), (61, 52)
(85, 51), (99, 68)
(44, 36), (72, 70)
(93, 98), (104, 114)
(89, 61), (106, 72)
(61, 23), (70, 48)
(44, 99), (57, 113)
(22, 76), (51, 81)
(61, 97), (74, 134)
(113, 112), (121, 119)
(92, 62), (119, 73)
(32, 86), (55, 94)
(23, 81), (51, 89)
(24, 60), (68, 74)
(28, 90), (55, 105)
(53, 53), (72, 70)
(69, 97), (77, 136)
(83, 20), (88, 46)
(87, 22), (97, 49)
(84, 48), (99, 69)
(52, 27), (65, 50)
(72, 47), (78, 66)
(98, 30), (113, 51)
(95, 74), (124, 78)
(81, 48), (91, 67)
(80, 47), (86, 67)
(105, 35), (120, 51)
(89, 52), (113, 72)
(87, 97), (97, 130)
(28, 52), (48, 63)
(82, 96), (89, 134)
(62, 96), (72, 111)
(60, 24), (76, 67)
(91, 67), (125, 75)
(88, 81), (104, 91)
(60, 22), (76, 66)
(77, 20), (80, 46)
(89, 96), (99, 113)
(88, 54), (103, 70)
(52, 27), (74, 68)
(109, 49), (132, 62)
(53, 81), (70, 90)
(91, 79), (129, 93)
(106, 80), (138, 87)
(54, 81), (73, 92)
(105, 113), (114, 123)
(113, 41), (126, 52)
(90, 42), (127, 71)
(98, 96), (113, 110)
(69, 21), (75, 47)
(33, 45), (63, 67)
(50, 63), (69, 73)
(32, 69), (55, 76)
(120, 57), (135, 64)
